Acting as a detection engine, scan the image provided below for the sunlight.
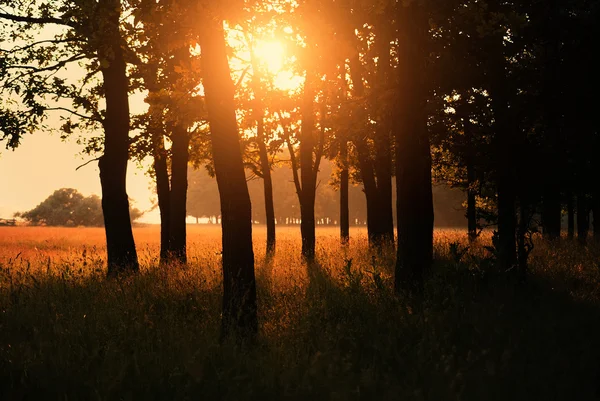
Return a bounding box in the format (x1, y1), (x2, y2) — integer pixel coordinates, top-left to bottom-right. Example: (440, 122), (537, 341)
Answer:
(253, 40), (285, 74)
(252, 39), (304, 92)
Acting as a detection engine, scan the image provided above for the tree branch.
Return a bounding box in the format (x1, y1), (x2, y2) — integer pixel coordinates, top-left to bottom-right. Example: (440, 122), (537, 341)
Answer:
(75, 157), (101, 171)
(6, 54), (87, 73)
(0, 12), (76, 28)
(0, 37), (83, 54)
(45, 107), (98, 121)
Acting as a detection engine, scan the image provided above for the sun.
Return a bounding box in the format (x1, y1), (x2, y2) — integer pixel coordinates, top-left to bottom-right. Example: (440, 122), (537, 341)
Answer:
(253, 40), (285, 74)
(252, 40), (304, 92)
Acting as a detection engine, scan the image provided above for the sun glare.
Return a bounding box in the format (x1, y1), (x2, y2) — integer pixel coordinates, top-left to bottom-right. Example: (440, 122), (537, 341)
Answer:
(225, 24), (303, 93)
(253, 40), (285, 74)
(253, 39), (304, 92)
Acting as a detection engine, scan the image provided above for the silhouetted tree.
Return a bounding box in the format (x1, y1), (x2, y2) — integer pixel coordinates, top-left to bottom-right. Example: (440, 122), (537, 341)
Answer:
(0, 0), (139, 276)
(200, 17), (257, 337)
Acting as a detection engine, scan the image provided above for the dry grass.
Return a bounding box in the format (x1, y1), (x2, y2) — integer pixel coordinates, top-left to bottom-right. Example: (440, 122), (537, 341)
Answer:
(1, 225), (600, 400)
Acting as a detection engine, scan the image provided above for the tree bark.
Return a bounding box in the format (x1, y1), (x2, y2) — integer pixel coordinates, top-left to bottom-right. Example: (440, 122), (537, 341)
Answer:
(168, 125), (190, 264)
(339, 140), (350, 244)
(97, 0), (138, 277)
(200, 21), (257, 337)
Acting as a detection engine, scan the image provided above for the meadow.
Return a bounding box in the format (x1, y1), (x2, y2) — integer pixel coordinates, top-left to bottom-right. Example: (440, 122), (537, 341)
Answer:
(1, 225), (600, 400)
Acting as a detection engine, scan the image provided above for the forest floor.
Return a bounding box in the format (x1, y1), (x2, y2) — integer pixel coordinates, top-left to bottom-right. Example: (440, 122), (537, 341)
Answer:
(1, 225), (600, 400)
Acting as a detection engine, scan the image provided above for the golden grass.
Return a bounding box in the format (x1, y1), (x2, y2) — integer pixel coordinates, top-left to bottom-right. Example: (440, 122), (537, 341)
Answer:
(2, 226), (600, 400)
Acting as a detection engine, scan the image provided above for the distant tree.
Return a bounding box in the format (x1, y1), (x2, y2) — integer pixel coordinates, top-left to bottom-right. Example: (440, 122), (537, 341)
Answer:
(16, 188), (142, 227)
(186, 166), (221, 223)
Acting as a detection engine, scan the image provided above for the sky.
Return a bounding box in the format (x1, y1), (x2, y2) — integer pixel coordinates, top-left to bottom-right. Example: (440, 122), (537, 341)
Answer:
(0, 132), (161, 224)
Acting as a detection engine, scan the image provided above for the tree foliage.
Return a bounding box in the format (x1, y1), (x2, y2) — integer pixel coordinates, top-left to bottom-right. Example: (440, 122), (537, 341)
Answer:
(16, 188), (143, 227)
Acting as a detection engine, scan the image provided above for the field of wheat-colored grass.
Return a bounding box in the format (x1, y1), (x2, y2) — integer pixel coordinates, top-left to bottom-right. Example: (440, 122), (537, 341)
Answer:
(1, 225), (600, 400)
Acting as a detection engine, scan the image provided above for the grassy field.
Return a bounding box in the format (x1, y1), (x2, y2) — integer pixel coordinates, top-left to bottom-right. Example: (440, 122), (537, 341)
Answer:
(1, 225), (600, 400)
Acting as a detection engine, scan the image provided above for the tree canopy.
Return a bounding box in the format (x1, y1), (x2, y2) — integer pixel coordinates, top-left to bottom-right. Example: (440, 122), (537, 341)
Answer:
(16, 188), (143, 227)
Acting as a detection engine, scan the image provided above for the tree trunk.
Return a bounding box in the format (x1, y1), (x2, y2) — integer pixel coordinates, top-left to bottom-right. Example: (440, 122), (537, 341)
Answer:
(168, 125), (190, 264)
(517, 200), (530, 281)
(542, 187), (562, 240)
(348, 54), (392, 246)
(373, 134), (394, 243)
(98, 1), (138, 277)
(577, 194), (589, 245)
(466, 162), (477, 243)
(340, 140), (350, 244)
(372, 26), (394, 244)
(592, 193), (600, 240)
(394, 7), (433, 296)
(299, 70), (317, 259)
(567, 193), (575, 239)
(257, 118), (276, 255)
(496, 175), (517, 268)
(394, 117), (433, 296)
(200, 21), (257, 337)
(490, 67), (517, 269)
(152, 129), (171, 264)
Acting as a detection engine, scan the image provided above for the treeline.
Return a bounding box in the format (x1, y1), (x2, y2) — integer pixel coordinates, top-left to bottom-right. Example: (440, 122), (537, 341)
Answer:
(1, 0), (598, 338)
(187, 159), (467, 227)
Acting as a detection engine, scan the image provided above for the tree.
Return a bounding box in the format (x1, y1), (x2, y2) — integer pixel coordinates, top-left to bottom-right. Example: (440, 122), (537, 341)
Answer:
(199, 15), (258, 337)
(394, 2), (434, 296)
(0, 0), (139, 277)
(131, 0), (205, 265)
(16, 188), (143, 227)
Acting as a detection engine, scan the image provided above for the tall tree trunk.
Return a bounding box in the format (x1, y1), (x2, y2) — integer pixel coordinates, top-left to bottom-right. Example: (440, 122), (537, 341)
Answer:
(299, 71), (317, 259)
(496, 174), (517, 268)
(354, 139), (384, 245)
(567, 193), (575, 239)
(517, 200), (531, 281)
(592, 193), (600, 240)
(394, 7), (433, 296)
(349, 75), (393, 244)
(348, 53), (391, 246)
(542, 187), (562, 240)
(462, 119), (478, 243)
(168, 125), (190, 264)
(372, 25), (394, 244)
(200, 21), (257, 337)
(466, 162), (477, 243)
(373, 133), (394, 243)
(490, 72), (517, 269)
(257, 118), (276, 255)
(339, 140), (350, 244)
(577, 194), (589, 245)
(98, 1), (138, 277)
(152, 129), (171, 264)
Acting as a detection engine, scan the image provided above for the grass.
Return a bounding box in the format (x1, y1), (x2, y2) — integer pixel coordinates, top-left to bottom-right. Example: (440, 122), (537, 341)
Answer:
(1, 225), (600, 400)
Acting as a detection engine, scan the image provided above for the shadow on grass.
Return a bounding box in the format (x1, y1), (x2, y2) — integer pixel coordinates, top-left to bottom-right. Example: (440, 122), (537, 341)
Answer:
(1, 255), (600, 400)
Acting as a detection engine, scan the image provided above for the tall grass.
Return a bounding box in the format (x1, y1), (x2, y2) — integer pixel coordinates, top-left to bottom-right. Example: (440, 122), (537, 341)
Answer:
(1, 226), (600, 400)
